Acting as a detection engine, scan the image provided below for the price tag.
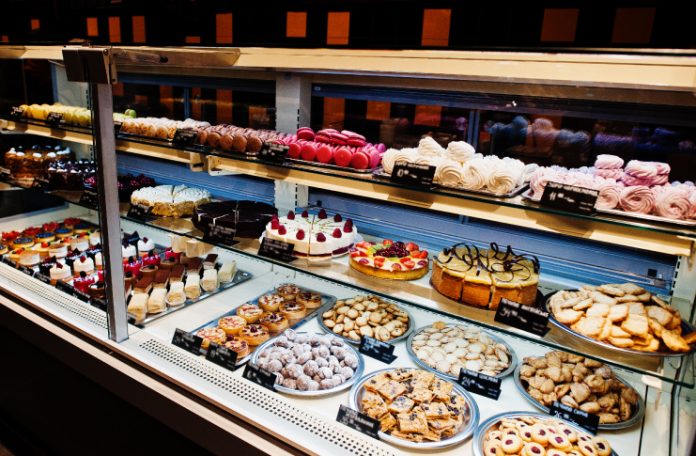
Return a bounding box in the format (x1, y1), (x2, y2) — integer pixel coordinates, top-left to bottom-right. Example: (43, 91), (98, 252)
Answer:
(336, 405), (380, 440)
(9, 106), (25, 119)
(540, 182), (598, 215)
(173, 128), (198, 146)
(203, 223), (237, 246)
(91, 298), (107, 311)
(457, 369), (502, 400)
(390, 162), (436, 188)
(359, 336), (397, 364)
(35, 273), (51, 284)
(259, 142), (289, 162)
(17, 264), (35, 277)
(127, 203), (154, 221)
(79, 188), (100, 210)
(205, 342), (239, 371)
(55, 280), (74, 295)
(73, 288), (91, 303)
(258, 237), (295, 262)
(171, 328), (203, 356)
(549, 401), (599, 435)
(46, 112), (64, 127)
(494, 298), (549, 337)
(242, 363), (276, 391)
(123, 230), (141, 246)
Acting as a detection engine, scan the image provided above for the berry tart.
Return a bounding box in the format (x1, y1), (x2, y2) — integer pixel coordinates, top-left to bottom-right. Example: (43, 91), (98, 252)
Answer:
(349, 240), (429, 281)
(258, 293), (284, 312)
(258, 312), (289, 332)
(224, 338), (250, 358)
(196, 327), (227, 350)
(218, 315), (247, 336)
(237, 304), (263, 323)
(279, 301), (307, 321)
(239, 324), (270, 346)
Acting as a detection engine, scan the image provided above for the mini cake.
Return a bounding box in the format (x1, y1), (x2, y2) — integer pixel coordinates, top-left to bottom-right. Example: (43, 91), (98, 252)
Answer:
(124, 256), (142, 277)
(203, 253), (217, 270)
(89, 230), (101, 246)
(13, 237), (34, 249)
(69, 235), (89, 252)
(122, 242), (137, 259)
(259, 293), (284, 312)
(431, 242), (540, 309)
(166, 282), (186, 306)
(349, 240), (429, 280)
(140, 264), (159, 278)
(130, 184), (211, 217)
(135, 276), (153, 294)
(196, 328), (226, 350)
(237, 304), (263, 323)
(73, 271), (95, 294)
(184, 274), (201, 299)
(55, 227), (73, 239)
(94, 252), (103, 270)
(73, 222), (91, 234)
(73, 255), (95, 276)
(201, 269), (218, 292)
(128, 293), (149, 322)
(264, 209), (357, 260)
(8, 248), (23, 263)
(0, 244), (7, 255)
(224, 338), (250, 358)
(277, 284), (300, 300)
(1, 231), (20, 243)
(218, 261), (237, 283)
(186, 257), (202, 274)
(32, 242), (50, 259)
(48, 241), (68, 259)
(38, 256), (57, 276)
(239, 324), (269, 346)
(19, 250), (40, 267)
(170, 264), (185, 283)
(159, 256), (178, 270)
(137, 237), (155, 257)
(153, 269), (170, 288)
(64, 248), (83, 269)
(142, 251), (161, 267)
(147, 288), (167, 314)
(193, 200), (277, 238)
(35, 231), (55, 243)
(218, 315), (247, 336)
(50, 262), (72, 284)
(185, 238), (202, 258)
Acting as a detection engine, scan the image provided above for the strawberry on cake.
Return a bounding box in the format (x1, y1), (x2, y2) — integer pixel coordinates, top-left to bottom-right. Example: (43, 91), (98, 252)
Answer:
(349, 239), (429, 280)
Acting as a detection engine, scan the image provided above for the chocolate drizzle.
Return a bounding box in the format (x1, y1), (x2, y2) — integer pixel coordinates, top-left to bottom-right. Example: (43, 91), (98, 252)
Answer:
(437, 242), (539, 282)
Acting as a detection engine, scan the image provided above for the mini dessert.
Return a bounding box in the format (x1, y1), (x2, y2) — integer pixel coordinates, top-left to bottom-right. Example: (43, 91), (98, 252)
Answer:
(163, 247), (181, 262)
(218, 315), (247, 336)
(85, 243), (102, 260)
(258, 312), (289, 332)
(432, 242), (539, 309)
(123, 270), (136, 288)
(94, 252), (103, 270)
(62, 218), (83, 229)
(35, 231), (55, 243)
(42, 222), (60, 233)
(201, 269), (218, 292)
(19, 250), (40, 267)
(48, 241), (68, 259)
(170, 264), (185, 283)
(38, 256), (57, 276)
(88, 281), (106, 299)
(13, 237), (34, 249)
(237, 304), (263, 323)
(166, 282), (186, 306)
(279, 301), (306, 321)
(203, 253), (218, 270)
(184, 274), (201, 299)
(264, 210), (358, 260)
(239, 324), (269, 346)
(0, 244), (7, 255)
(350, 240), (429, 281)
(50, 262), (72, 284)
(277, 283), (301, 300)
(147, 288), (167, 314)
(64, 248), (82, 269)
(153, 269), (170, 288)
(195, 327), (227, 350)
(8, 248), (23, 263)
(68, 235), (89, 252)
(169, 235), (187, 255)
(142, 251), (161, 267)
(122, 242), (137, 259)
(186, 238), (202, 258)
(55, 227), (73, 239)
(193, 200), (277, 238)
(137, 237), (155, 257)
(73, 222), (91, 234)
(128, 293), (149, 322)
(159, 256), (178, 271)
(124, 256), (142, 277)
(140, 264), (159, 278)
(89, 231), (101, 246)
(21, 227), (41, 239)
(218, 261), (237, 283)
(322, 295), (410, 342)
(32, 242), (50, 259)
(130, 184), (211, 217)
(73, 271), (95, 294)
(73, 255), (95, 276)
(134, 276), (154, 294)
(2, 231), (20, 243)
(224, 338), (250, 358)
(186, 257), (202, 274)
(297, 291), (322, 309)
(259, 293), (284, 312)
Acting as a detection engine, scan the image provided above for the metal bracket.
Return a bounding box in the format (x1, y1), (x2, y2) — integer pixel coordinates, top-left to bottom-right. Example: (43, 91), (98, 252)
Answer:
(204, 155), (238, 176)
(62, 46), (117, 84)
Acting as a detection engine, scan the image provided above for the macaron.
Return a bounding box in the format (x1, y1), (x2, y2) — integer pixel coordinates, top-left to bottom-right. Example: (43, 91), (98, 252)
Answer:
(316, 145), (334, 163)
(296, 127), (314, 141)
(314, 134), (332, 144)
(300, 143), (318, 162)
(334, 147), (353, 167)
(350, 151), (370, 170)
(287, 142), (302, 159)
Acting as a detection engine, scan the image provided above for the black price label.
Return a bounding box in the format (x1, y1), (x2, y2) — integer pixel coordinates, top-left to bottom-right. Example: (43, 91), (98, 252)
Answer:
(549, 401), (599, 435)
(1, 256), (15, 266)
(203, 223), (237, 247)
(91, 298), (107, 311)
(124, 230), (141, 246)
(55, 280), (74, 295)
(457, 369), (501, 400)
(173, 128), (198, 146)
(35, 273), (51, 284)
(18, 264), (35, 277)
(336, 405), (380, 440)
(79, 188), (100, 210)
(242, 363), (276, 391)
(390, 162), (436, 188)
(259, 142), (289, 162)
(73, 288), (91, 303)
(540, 182), (598, 215)
(171, 328), (203, 356)
(494, 298), (549, 337)
(127, 204), (153, 221)
(10, 106), (25, 119)
(205, 342), (239, 371)
(258, 237), (295, 262)
(46, 112), (64, 126)
(359, 336), (397, 364)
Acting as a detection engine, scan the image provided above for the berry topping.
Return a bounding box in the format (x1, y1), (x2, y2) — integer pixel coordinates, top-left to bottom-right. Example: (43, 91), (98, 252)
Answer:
(333, 214), (342, 222)
(316, 233), (326, 242)
(287, 210), (295, 220)
(332, 228), (342, 238)
(318, 209), (327, 219)
(299, 210), (308, 218)
(383, 239), (393, 246)
(373, 257), (385, 268)
(374, 241), (409, 258)
(417, 260), (428, 267)
(357, 258), (369, 265)
(271, 219), (280, 230)
(405, 242), (419, 252)
(402, 259), (415, 269)
(296, 229), (305, 240)
(80, 255), (86, 262)
(391, 263), (402, 271)
(278, 225), (287, 235)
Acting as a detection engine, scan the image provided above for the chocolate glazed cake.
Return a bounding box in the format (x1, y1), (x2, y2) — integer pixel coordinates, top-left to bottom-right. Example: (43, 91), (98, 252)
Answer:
(193, 200), (277, 238)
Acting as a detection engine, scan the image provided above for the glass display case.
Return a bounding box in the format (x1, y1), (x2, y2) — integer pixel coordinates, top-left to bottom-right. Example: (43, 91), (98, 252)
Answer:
(0, 45), (695, 456)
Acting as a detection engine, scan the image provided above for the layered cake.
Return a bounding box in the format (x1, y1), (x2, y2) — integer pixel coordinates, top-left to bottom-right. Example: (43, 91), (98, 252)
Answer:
(130, 184), (211, 217)
(431, 242), (539, 309)
(193, 200), (277, 238)
(349, 240), (429, 280)
(263, 209), (357, 259)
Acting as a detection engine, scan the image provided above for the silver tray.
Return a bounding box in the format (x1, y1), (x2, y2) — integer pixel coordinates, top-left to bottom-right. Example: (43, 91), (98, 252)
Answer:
(512, 363), (645, 430)
(544, 291), (696, 358)
(287, 157), (380, 174)
(405, 323), (518, 380)
(348, 367), (479, 449)
(191, 286), (337, 367)
(250, 332), (365, 397)
(316, 297), (415, 345)
(374, 169), (528, 198)
(473, 411), (618, 456)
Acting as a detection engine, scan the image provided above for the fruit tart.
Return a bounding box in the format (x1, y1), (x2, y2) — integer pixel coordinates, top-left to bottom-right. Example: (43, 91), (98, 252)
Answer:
(349, 240), (429, 280)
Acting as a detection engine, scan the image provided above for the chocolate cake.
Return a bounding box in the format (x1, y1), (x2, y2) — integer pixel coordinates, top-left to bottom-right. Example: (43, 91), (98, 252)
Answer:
(193, 200), (277, 238)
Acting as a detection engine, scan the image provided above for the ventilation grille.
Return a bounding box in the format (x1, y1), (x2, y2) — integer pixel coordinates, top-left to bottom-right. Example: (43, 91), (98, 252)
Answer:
(138, 338), (396, 456)
(1, 264), (108, 329)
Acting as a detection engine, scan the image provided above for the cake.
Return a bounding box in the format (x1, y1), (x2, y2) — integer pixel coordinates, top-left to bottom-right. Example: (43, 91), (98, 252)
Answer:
(193, 200), (278, 238)
(130, 184), (211, 217)
(50, 263), (72, 285)
(264, 209), (357, 259)
(349, 240), (429, 280)
(431, 242), (539, 309)
(218, 261), (237, 283)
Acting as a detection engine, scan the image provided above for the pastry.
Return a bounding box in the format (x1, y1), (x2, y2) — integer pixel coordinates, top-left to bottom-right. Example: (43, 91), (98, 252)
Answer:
(0, 244), (9, 255)
(259, 293), (284, 312)
(88, 281), (106, 299)
(218, 315), (247, 336)
(239, 324), (269, 346)
(72, 271), (95, 294)
(122, 242), (137, 259)
(73, 222), (91, 234)
(411, 321), (512, 378)
(279, 301), (306, 320)
(130, 184), (211, 217)
(13, 237), (34, 249)
(170, 264), (185, 283)
(153, 269), (170, 288)
(54, 227), (73, 239)
(277, 283), (300, 300)
(134, 276), (154, 294)
(49, 262), (72, 284)
(218, 261), (237, 283)
(128, 293), (149, 322)
(322, 295), (410, 343)
(237, 304), (263, 323)
(18, 250), (40, 267)
(203, 253), (217, 270)
(432, 242), (539, 309)
(193, 200), (277, 238)
(186, 257), (202, 274)
(349, 240), (429, 281)
(185, 239), (202, 258)
(72, 255), (94, 276)
(184, 274), (201, 299)
(258, 312), (289, 332)
(48, 242), (67, 259)
(147, 288), (167, 314)
(166, 282), (186, 306)
(140, 264), (158, 278)
(296, 291), (322, 309)
(141, 251), (160, 267)
(196, 327), (226, 350)
(35, 231), (55, 243)
(223, 338), (250, 358)
(68, 235), (89, 252)
(137, 237), (155, 257)
(38, 256), (57, 276)
(200, 269), (218, 292)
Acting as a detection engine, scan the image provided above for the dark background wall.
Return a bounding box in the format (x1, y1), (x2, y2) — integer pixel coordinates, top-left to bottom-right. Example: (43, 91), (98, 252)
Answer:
(0, 1), (693, 50)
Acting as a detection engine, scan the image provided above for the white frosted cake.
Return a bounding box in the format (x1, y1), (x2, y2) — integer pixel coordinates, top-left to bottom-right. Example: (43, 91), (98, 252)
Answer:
(130, 184), (211, 217)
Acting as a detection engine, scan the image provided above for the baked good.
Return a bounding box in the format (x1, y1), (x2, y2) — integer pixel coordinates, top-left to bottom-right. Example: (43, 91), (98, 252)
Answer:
(297, 291), (322, 309)
(137, 237), (155, 257)
(68, 235), (89, 252)
(519, 350), (641, 424)
(18, 250), (40, 267)
(72, 272), (95, 294)
(277, 283), (300, 300)
(193, 200), (277, 238)
(170, 264), (185, 283)
(349, 240), (429, 280)
(35, 231), (55, 243)
(32, 242), (50, 259)
(128, 293), (149, 322)
(122, 242), (137, 259)
(147, 288), (167, 314)
(134, 276), (153, 294)
(258, 312), (289, 332)
(218, 315), (247, 336)
(55, 227), (73, 239)
(48, 242), (67, 259)
(88, 281), (105, 299)
(166, 282), (186, 306)
(0, 244), (8, 255)
(38, 256), (57, 276)
(186, 257), (202, 274)
(153, 270), (170, 288)
(218, 261), (237, 283)
(321, 295), (409, 343)
(13, 237), (34, 249)
(203, 254), (217, 270)
(223, 338), (250, 358)
(264, 209), (357, 259)
(259, 293), (284, 312)
(73, 255), (94, 276)
(358, 368), (472, 443)
(49, 262), (72, 284)
(237, 304), (263, 323)
(239, 324), (269, 346)
(140, 264), (158, 278)
(432, 242), (539, 309)
(548, 283), (694, 353)
(141, 251), (160, 268)
(255, 330), (360, 391)
(201, 269), (218, 292)
(196, 327), (227, 350)
(123, 256), (142, 277)
(279, 301), (306, 321)
(184, 275), (201, 299)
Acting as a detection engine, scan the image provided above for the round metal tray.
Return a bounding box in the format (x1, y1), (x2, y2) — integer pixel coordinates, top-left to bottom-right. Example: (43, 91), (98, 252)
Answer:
(512, 363), (645, 430)
(473, 411), (619, 456)
(405, 323), (518, 381)
(349, 367), (479, 450)
(250, 332), (365, 397)
(545, 290), (696, 358)
(316, 297), (415, 345)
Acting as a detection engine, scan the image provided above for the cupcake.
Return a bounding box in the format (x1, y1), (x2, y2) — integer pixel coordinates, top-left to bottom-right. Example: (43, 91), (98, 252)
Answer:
(137, 237), (155, 258)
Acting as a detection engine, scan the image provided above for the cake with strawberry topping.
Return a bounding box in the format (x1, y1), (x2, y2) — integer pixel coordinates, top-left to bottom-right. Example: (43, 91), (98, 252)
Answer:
(349, 239), (429, 280)
(264, 209), (357, 259)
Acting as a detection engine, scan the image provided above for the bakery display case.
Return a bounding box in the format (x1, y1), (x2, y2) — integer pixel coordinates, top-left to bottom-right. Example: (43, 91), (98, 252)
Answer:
(1, 45), (695, 456)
